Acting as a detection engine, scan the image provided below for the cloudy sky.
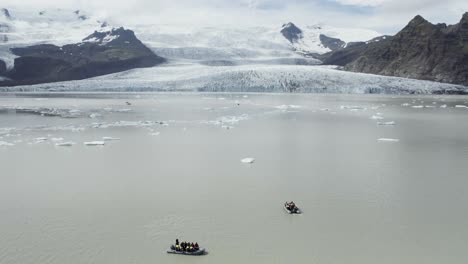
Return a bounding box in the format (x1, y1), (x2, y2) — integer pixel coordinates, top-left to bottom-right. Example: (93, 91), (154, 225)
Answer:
(2, 0), (468, 33)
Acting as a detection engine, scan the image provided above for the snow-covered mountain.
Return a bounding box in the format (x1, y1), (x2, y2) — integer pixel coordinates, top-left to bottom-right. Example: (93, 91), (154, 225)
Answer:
(280, 22), (380, 55)
(0, 7), (378, 64)
(1, 7), (466, 94)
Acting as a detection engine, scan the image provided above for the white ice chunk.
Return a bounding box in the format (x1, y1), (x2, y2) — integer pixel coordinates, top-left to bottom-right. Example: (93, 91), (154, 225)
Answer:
(276, 105), (301, 110)
(102, 137), (120, 141)
(377, 121), (396, 126)
(89, 113), (102, 118)
(378, 138), (400, 142)
(117, 109), (132, 112)
(56, 142), (75, 147)
(84, 141), (105, 146)
(411, 105), (424, 109)
(340, 105), (366, 110)
(0, 141), (14, 146)
(241, 157), (255, 164)
(370, 115), (384, 120)
(440, 104), (447, 108)
(455, 105), (467, 108)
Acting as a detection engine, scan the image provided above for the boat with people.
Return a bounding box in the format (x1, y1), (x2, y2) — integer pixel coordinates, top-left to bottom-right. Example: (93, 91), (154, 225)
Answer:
(284, 201), (301, 214)
(167, 239), (206, 256)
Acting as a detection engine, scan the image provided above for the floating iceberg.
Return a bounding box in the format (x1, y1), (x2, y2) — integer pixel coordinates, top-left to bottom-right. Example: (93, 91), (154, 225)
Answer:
(117, 109), (132, 112)
(440, 104), (448, 108)
(56, 142), (75, 147)
(102, 137), (120, 141)
(89, 113), (102, 119)
(377, 121), (396, 126)
(455, 105), (467, 108)
(0, 141), (14, 146)
(378, 138), (400, 142)
(84, 141), (105, 146)
(370, 115), (384, 120)
(411, 105), (424, 109)
(340, 105), (366, 110)
(241, 158), (255, 164)
(275, 105), (301, 110)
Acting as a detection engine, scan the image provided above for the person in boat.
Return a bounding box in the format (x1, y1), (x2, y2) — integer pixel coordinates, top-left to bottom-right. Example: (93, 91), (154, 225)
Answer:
(175, 239), (180, 251)
(194, 242), (199, 250)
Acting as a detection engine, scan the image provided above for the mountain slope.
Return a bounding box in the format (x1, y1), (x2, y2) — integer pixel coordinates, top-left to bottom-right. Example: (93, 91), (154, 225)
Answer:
(2, 28), (165, 86)
(324, 13), (468, 86)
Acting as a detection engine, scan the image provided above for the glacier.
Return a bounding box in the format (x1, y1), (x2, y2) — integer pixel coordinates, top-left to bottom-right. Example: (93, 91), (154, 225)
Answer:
(2, 64), (465, 94)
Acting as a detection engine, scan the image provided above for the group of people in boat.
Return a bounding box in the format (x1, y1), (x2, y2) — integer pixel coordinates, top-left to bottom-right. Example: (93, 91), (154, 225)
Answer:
(171, 239), (200, 252)
(285, 201), (299, 212)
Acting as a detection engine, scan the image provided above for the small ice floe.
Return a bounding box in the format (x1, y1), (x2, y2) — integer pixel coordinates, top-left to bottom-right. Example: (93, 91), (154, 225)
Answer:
(241, 158), (255, 164)
(150, 132), (161, 136)
(411, 105), (424, 109)
(378, 138), (400, 143)
(377, 121), (396, 126)
(55, 142), (75, 147)
(34, 137), (48, 144)
(102, 137), (120, 141)
(275, 105), (301, 110)
(84, 141), (105, 146)
(117, 108), (132, 112)
(370, 115), (384, 120)
(0, 141), (14, 146)
(440, 104), (448, 108)
(401, 103), (411, 106)
(455, 105), (467, 108)
(51, 138), (64, 142)
(424, 105), (436, 108)
(340, 105), (366, 111)
(89, 113), (102, 119)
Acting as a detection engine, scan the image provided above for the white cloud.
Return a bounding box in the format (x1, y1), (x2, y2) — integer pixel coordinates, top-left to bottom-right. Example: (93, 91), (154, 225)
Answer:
(333, 0), (386, 7)
(1, 0), (467, 34)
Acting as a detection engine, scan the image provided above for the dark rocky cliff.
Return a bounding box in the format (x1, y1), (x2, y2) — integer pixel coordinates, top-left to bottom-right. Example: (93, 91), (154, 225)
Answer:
(1, 27), (165, 86)
(322, 13), (468, 86)
(0, 60), (6, 74)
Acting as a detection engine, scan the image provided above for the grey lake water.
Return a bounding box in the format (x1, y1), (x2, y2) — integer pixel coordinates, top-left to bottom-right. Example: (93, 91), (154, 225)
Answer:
(0, 93), (467, 264)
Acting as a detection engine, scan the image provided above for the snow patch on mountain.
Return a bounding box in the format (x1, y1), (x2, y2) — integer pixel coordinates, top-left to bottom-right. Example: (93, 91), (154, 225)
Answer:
(283, 23), (381, 55)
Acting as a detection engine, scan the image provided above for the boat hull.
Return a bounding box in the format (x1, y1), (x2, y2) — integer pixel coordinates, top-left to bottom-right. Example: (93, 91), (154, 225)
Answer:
(167, 248), (206, 256)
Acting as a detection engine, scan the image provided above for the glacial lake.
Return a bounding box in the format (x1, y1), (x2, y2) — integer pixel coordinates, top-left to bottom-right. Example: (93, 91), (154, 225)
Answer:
(0, 93), (467, 264)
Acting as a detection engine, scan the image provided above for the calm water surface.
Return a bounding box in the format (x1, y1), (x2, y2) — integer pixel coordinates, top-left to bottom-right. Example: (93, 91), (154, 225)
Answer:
(0, 93), (467, 264)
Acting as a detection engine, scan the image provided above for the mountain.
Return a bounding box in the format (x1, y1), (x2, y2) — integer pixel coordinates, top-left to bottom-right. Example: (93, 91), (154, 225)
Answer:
(322, 13), (468, 86)
(280, 22), (381, 56)
(2, 27), (165, 86)
(1, 7), (466, 93)
(0, 59), (6, 74)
